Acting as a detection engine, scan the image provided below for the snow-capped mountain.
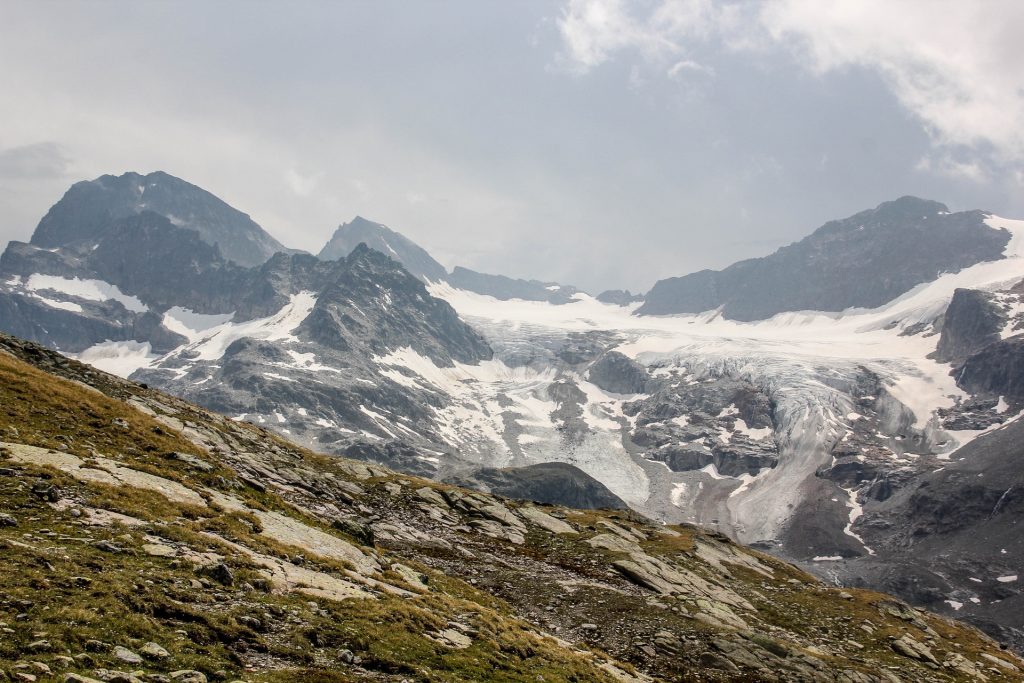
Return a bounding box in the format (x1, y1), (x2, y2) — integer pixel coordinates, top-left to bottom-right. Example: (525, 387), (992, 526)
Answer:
(637, 197), (1012, 320)
(1, 173), (1022, 648)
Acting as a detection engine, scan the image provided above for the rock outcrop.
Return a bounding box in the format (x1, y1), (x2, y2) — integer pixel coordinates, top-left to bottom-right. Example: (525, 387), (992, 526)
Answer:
(934, 288), (1007, 363)
(588, 351), (650, 395)
(446, 462), (628, 510)
(955, 334), (1024, 407)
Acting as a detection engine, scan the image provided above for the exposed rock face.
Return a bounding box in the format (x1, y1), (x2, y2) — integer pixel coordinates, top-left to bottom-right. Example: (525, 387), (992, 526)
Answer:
(833, 415), (1024, 651)
(88, 212), (249, 314)
(29, 171), (288, 267)
(955, 333), (1024, 406)
(638, 197), (1010, 320)
(129, 244), (493, 466)
(302, 245), (493, 366)
(446, 462), (628, 510)
(934, 288), (1007, 363)
(447, 266), (582, 304)
(318, 216), (448, 282)
(0, 290), (178, 354)
(588, 351), (650, 394)
(596, 289), (644, 306)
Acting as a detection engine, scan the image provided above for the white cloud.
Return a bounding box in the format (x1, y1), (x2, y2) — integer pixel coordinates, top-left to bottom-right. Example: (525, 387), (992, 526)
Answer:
(284, 167), (322, 197)
(914, 154), (987, 183)
(556, 0), (1024, 166)
(762, 0), (1024, 164)
(0, 142), (71, 179)
(666, 58), (711, 79)
(556, 0), (716, 72)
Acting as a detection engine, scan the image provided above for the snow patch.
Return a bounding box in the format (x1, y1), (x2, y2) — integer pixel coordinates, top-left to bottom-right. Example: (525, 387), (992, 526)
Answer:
(75, 340), (157, 377)
(25, 274), (147, 313)
(840, 486), (874, 555)
(176, 292), (317, 362)
(733, 418), (772, 441)
(162, 307), (235, 342)
(33, 295), (84, 312)
(285, 349), (341, 374)
(670, 482), (688, 507)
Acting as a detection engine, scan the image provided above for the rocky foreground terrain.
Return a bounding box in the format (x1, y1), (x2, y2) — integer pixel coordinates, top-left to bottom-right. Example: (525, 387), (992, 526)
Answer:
(2, 333), (1023, 683)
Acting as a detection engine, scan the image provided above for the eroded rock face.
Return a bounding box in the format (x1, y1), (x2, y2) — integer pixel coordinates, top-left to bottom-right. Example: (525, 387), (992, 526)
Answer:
(832, 415), (1024, 651)
(625, 375), (777, 477)
(446, 462), (628, 510)
(933, 288), (1006, 363)
(588, 351), (650, 395)
(955, 333), (1024, 406)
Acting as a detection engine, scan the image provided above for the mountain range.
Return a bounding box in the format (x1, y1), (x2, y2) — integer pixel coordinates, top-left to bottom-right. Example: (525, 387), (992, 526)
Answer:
(1, 170), (1022, 654)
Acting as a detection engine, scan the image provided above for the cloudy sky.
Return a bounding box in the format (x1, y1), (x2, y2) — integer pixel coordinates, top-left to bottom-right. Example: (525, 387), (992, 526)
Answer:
(1, 1), (1022, 292)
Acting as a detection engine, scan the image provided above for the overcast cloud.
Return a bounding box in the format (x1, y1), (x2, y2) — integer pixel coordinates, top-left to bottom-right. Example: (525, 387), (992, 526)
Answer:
(0, 0), (1021, 292)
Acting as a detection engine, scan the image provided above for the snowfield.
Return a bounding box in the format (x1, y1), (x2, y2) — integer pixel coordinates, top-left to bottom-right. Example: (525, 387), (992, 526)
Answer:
(415, 214), (1024, 541)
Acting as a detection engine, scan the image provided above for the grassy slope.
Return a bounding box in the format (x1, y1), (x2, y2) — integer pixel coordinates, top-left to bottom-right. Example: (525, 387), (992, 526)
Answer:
(0, 337), (1021, 683)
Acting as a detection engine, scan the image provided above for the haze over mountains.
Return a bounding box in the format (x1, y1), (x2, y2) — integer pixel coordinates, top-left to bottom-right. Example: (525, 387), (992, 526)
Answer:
(1, 170), (1023, 652)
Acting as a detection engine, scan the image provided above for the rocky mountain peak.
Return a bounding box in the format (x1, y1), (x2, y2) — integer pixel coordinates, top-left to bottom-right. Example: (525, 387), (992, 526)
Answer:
(875, 195), (950, 218)
(30, 170), (287, 267)
(638, 196), (1010, 320)
(305, 242), (492, 366)
(319, 216), (448, 283)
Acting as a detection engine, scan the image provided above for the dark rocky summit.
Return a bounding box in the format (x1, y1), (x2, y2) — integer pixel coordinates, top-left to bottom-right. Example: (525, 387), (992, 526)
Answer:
(302, 244), (492, 366)
(317, 216), (586, 303)
(29, 170), (288, 267)
(638, 197), (1010, 320)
